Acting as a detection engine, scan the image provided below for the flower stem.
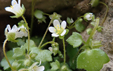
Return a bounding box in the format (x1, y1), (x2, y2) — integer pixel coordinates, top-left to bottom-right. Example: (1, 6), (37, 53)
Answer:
(30, 0), (36, 35)
(22, 15), (30, 54)
(38, 19), (53, 48)
(3, 39), (14, 71)
(86, 18), (99, 45)
(62, 38), (66, 64)
(99, 2), (109, 26)
(39, 41), (54, 49)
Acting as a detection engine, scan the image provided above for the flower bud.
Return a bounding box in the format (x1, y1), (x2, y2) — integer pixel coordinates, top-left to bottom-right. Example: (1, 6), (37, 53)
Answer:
(84, 13), (94, 21)
(90, 0), (100, 7)
(49, 12), (61, 21)
(53, 47), (59, 56)
(60, 65), (68, 71)
(12, 61), (21, 70)
(86, 28), (92, 35)
(24, 59), (31, 66)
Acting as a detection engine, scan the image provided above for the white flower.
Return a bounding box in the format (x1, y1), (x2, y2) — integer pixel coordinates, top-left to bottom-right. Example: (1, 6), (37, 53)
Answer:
(49, 20), (67, 37)
(84, 13), (93, 21)
(29, 62), (45, 71)
(5, 0), (25, 18)
(5, 24), (28, 40)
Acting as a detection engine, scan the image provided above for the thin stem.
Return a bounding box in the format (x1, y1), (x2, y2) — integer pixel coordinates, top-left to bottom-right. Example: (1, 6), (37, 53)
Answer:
(38, 19), (53, 47)
(3, 39), (14, 71)
(62, 38), (66, 64)
(52, 37), (55, 41)
(39, 41), (54, 49)
(86, 18), (99, 44)
(99, 2), (109, 26)
(30, 0), (36, 35)
(22, 15), (30, 54)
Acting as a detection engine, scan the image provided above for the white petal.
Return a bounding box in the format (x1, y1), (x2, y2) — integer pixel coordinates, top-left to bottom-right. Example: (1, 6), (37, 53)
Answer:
(61, 21), (66, 29)
(49, 27), (56, 33)
(7, 24), (11, 31)
(53, 20), (60, 28)
(61, 30), (66, 36)
(11, 0), (17, 6)
(52, 33), (59, 37)
(12, 25), (18, 31)
(36, 66), (45, 71)
(5, 7), (15, 14)
(18, 0), (21, 5)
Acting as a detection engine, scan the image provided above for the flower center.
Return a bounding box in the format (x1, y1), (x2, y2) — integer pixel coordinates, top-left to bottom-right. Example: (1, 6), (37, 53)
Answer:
(55, 25), (64, 35)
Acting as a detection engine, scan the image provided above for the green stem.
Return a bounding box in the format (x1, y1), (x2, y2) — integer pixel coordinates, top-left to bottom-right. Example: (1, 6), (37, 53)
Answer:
(22, 15), (30, 54)
(3, 39), (14, 71)
(39, 41), (54, 49)
(86, 18), (99, 44)
(62, 38), (66, 64)
(30, 0), (36, 35)
(38, 19), (53, 48)
(99, 2), (109, 26)
(52, 37), (55, 41)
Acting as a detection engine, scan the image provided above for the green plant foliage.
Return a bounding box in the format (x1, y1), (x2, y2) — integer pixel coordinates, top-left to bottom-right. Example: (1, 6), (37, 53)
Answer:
(17, 39), (25, 46)
(1, 50), (14, 70)
(77, 49), (110, 71)
(66, 17), (74, 25)
(90, 0), (100, 7)
(67, 44), (78, 69)
(66, 32), (83, 48)
(34, 10), (46, 23)
(35, 49), (52, 62)
(50, 60), (60, 71)
(13, 47), (25, 58)
(74, 18), (85, 32)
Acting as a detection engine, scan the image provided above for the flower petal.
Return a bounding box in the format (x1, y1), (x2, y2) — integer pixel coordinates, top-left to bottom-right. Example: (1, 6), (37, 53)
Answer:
(12, 25), (18, 31)
(52, 33), (59, 37)
(61, 30), (66, 36)
(36, 66), (45, 71)
(18, 0), (21, 5)
(11, 0), (17, 6)
(53, 20), (60, 28)
(7, 24), (11, 31)
(5, 7), (15, 14)
(61, 21), (66, 29)
(49, 27), (56, 33)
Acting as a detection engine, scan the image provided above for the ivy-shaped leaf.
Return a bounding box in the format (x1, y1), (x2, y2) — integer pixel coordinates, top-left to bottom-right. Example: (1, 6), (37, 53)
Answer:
(74, 18), (85, 32)
(35, 50), (52, 63)
(13, 47), (25, 58)
(66, 32), (83, 48)
(77, 49), (110, 71)
(50, 60), (60, 71)
(66, 44), (78, 69)
(21, 40), (36, 50)
(1, 50), (14, 70)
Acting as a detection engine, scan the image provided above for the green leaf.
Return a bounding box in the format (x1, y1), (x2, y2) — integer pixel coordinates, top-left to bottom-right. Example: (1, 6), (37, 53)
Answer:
(75, 18), (85, 32)
(35, 49), (52, 62)
(17, 39), (25, 46)
(67, 44), (78, 69)
(77, 49), (110, 71)
(21, 40), (36, 50)
(50, 60), (60, 71)
(1, 50), (14, 70)
(13, 47), (25, 58)
(66, 32), (83, 48)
